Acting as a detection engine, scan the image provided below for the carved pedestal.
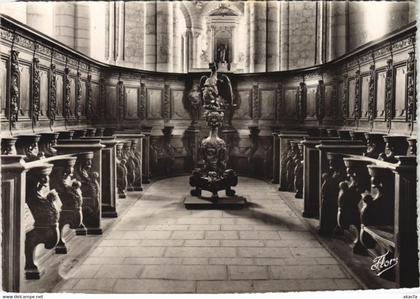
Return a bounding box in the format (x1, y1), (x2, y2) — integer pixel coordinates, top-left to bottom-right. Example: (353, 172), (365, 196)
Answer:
(141, 126), (152, 183)
(54, 141), (104, 235)
(116, 142), (128, 198)
(24, 163), (59, 280)
(1, 155), (27, 291)
(338, 158), (372, 254)
(48, 156), (83, 253)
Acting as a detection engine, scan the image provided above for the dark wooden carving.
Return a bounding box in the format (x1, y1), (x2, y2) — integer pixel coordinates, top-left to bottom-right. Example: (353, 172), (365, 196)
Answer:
(139, 82), (146, 120)
(99, 78), (106, 121)
(286, 141), (299, 191)
(319, 153), (346, 235)
(15, 135), (43, 162)
(368, 64), (376, 126)
(151, 126), (175, 177)
(293, 142), (303, 198)
(31, 57), (40, 127)
(316, 80), (325, 123)
(49, 157), (84, 254)
(75, 71), (82, 120)
(407, 51), (416, 126)
(38, 133), (59, 157)
(8, 50), (20, 128)
(342, 75), (348, 119)
(47, 63), (57, 126)
(385, 59), (394, 129)
(163, 84), (170, 122)
(63, 67), (71, 121)
(275, 83), (282, 121)
(247, 125), (260, 177)
(252, 84), (259, 120)
(354, 70), (361, 120)
(338, 158), (372, 254)
(73, 152), (102, 235)
(131, 139), (143, 191)
(85, 74), (92, 120)
(123, 140), (136, 191)
(1, 137), (17, 155)
(379, 136), (409, 163)
(364, 133), (385, 159)
(117, 80), (125, 120)
(116, 143), (128, 198)
(296, 82), (306, 122)
(25, 164), (59, 279)
(407, 138), (416, 156)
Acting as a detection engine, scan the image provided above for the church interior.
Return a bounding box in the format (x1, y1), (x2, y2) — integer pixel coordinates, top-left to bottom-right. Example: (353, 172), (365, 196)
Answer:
(0, 0), (418, 294)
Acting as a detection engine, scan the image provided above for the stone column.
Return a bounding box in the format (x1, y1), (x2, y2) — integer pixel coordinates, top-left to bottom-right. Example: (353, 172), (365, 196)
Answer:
(26, 2), (54, 36)
(248, 2), (256, 73)
(279, 1), (289, 70)
(172, 3), (181, 72)
(316, 1), (327, 65)
(183, 28), (192, 72)
(53, 2), (75, 48)
(1, 155), (26, 291)
(74, 2), (91, 56)
(156, 1), (170, 72)
(144, 1), (157, 71)
(192, 29), (202, 69)
(266, 1), (279, 72)
(108, 2), (116, 62)
(254, 1), (267, 72)
(116, 1), (125, 63)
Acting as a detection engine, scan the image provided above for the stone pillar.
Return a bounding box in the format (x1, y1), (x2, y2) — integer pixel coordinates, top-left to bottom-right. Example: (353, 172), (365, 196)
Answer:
(53, 2), (75, 48)
(172, 3), (181, 72)
(74, 2), (91, 56)
(266, 1), (279, 72)
(248, 2), (255, 73)
(116, 1), (125, 63)
(315, 1), (327, 65)
(1, 155), (26, 291)
(156, 1), (170, 71)
(144, 1), (157, 71)
(108, 2), (116, 62)
(279, 1), (289, 70)
(192, 29), (202, 69)
(254, 1), (267, 72)
(183, 28), (192, 72)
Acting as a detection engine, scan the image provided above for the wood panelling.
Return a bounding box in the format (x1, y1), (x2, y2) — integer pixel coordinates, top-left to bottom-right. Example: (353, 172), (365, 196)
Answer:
(125, 87), (139, 120)
(146, 88), (162, 120)
(394, 64), (407, 120)
(234, 90), (252, 120)
(170, 89), (188, 120)
(259, 89), (276, 120)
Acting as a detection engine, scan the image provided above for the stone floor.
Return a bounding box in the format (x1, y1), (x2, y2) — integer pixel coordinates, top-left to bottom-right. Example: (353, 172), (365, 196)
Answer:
(53, 176), (362, 293)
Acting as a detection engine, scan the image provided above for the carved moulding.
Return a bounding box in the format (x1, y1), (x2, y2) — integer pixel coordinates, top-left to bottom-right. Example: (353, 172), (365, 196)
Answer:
(75, 71), (82, 120)
(47, 63), (57, 126)
(406, 51), (416, 126)
(8, 50), (20, 129)
(354, 70), (361, 120)
(117, 80), (125, 121)
(86, 74), (93, 120)
(316, 80), (325, 123)
(341, 74), (349, 119)
(163, 84), (170, 122)
(31, 57), (41, 128)
(63, 67), (71, 121)
(252, 84), (259, 120)
(384, 59), (394, 129)
(367, 64), (376, 126)
(139, 82), (146, 120)
(296, 82), (306, 122)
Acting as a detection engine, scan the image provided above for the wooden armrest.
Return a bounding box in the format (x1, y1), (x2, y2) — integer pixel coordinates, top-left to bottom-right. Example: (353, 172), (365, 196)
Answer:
(363, 225), (395, 248)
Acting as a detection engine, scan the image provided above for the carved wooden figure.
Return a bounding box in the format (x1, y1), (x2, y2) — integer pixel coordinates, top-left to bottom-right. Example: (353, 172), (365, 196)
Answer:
(407, 137), (416, 156)
(338, 158), (372, 254)
(286, 141), (299, 191)
(73, 152), (102, 235)
(364, 133), (385, 159)
(293, 142), (304, 198)
(123, 141), (136, 191)
(141, 125), (153, 183)
(1, 137), (17, 155)
(319, 153), (346, 235)
(116, 142), (128, 198)
(49, 156), (84, 253)
(25, 164), (60, 279)
(378, 136), (409, 163)
(130, 139), (143, 191)
(15, 135), (44, 162)
(38, 133), (59, 157)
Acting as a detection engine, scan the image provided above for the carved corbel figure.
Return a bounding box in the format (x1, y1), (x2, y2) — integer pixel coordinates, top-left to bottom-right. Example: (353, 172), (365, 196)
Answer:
(286, 141), (299, 191)
(1, 137), (17, 155)
(123, 141), (136, 191)
(407, 138), (417, 156)
(38, 133), (59, 157)
(407, 51), (416, 126)
(363, 133), (385, 159)
(49, 156), (84, 253)
(367, 64), (376, 126)
(31, 57), (41, 127)
(8, 50), (20, 128)
(319, 153), (346, 235)
(130, 139), (143, 191)
(384, 59), (394, 129)
(15, 135), (44, 162)
(296, 82), (306, 122)
(116, 142), (128, 198)
(73, 152), (101, 234)
(185, 84), (202, 129)
(378, 136), (409, 163)
(25, 164), (60, 279)
(293, 142), (304, 198)
(316, 80), (325, 123)
(338, 158), (372, 254)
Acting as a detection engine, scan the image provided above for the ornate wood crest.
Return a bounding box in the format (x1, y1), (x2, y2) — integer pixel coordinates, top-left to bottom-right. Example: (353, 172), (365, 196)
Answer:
(117, 80), (125, 120)
(407, 51), (416, 125)
(31, 57), (40, 127)
(85, 73), (93, 120)
(63, 67), (71, 121)
(384, 59), (394, 129)
(296, 82), (306, 122)
(8, 50), (20, 128)
(47, 63), (57, 125)
(367, 64), (376, 126)
(354, 70), (361, 120)
(75, 70), (82, 120)
(316, 80), (325, 123)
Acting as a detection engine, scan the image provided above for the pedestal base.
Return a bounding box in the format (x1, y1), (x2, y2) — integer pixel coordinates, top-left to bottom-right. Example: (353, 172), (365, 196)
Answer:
(184, 195), (247, 210)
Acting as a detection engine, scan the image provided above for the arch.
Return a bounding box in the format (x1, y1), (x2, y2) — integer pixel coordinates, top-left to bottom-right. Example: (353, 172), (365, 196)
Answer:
(178, 2), (192, 29)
